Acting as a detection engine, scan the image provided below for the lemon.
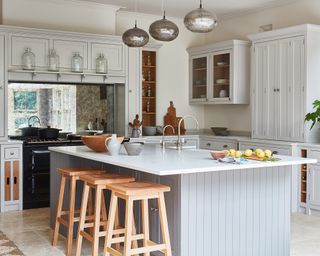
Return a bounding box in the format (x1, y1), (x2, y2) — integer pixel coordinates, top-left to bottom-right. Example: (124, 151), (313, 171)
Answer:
(244, 149), (253, 157)
(264, 149), (272, 158)
(235, 150), (243, 158)
(255, 148), (263, 155)
(223, 150), (230, 156)
(229, 149), (236, 157)
(257, 150), (266, 158)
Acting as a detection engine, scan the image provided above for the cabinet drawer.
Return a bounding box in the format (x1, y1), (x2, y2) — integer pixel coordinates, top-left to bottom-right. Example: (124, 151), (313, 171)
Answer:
(239, 142), (291, 156)
(200, 139), (237, 151)
(308, 149), (320, 164)
(4, 147), (20, 159)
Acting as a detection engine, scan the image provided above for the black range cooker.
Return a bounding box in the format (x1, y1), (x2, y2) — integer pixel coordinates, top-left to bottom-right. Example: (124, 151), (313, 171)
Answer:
(10, 136), (83, 209)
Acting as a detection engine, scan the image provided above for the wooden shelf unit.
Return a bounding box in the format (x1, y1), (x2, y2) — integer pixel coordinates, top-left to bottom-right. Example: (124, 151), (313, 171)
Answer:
(300, 149), (307, 203)
(142, 50), (157, 126)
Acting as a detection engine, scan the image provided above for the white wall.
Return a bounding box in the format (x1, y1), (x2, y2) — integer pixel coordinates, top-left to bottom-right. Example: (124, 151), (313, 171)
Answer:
(117, 11), (207, 127)
(202, 0), (320, 132)
(2, 0), (119, 34)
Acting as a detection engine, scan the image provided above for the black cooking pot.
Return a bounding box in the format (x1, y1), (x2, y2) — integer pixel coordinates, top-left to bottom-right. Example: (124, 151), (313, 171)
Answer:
(38, 127), (61, 140)
(20, 125), (40, 137)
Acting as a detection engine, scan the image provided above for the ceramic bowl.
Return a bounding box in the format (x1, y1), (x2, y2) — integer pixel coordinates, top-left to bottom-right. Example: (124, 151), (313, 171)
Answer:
(211, 127), (230, 136)
(82, 135), (123, 152)
(210, 151), (227, 160)
(142, 126), (157, 136)
(123, 142), (144, 156)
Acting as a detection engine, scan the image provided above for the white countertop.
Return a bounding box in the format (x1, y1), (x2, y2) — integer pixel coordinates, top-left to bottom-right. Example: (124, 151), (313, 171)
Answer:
(49, 145), (316, 176)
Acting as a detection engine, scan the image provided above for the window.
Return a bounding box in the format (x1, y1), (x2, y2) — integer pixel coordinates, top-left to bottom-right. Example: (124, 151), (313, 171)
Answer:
(14, 91), (37, 111)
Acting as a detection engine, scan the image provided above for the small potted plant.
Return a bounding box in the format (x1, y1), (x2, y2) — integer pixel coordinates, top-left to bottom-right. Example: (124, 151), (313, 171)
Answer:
(305, 100), (320, 129)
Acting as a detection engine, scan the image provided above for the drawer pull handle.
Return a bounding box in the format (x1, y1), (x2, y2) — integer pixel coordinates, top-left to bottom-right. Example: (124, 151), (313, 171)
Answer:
(223, 145), (228, 148)
(10, 152), (14, 155)
(14, 177), (17, 184)
(6, 178), (10, 185)
(206, 143), (211, 146)
(151, 207), (159, 212)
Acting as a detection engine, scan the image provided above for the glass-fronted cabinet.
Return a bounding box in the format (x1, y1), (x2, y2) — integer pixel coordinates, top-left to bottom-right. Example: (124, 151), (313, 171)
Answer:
(187, 40), (250, 105)
(211, 50), (231, 102)
(190, 55), (208, 102)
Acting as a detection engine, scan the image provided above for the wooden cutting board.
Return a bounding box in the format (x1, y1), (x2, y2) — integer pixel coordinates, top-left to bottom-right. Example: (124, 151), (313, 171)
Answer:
(163, 101), (186, 135)
(244, 155), (281, 161)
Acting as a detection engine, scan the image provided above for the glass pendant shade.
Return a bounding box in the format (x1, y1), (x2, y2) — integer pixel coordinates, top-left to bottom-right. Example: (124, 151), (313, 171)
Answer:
(149, 12), (179, 42)
(184, 2), (218, 33)
(122, 22), (149, 47)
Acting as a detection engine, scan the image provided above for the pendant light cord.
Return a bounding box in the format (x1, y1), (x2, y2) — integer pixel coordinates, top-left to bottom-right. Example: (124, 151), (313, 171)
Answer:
(134, 0), (137, 27)
(200, 0), (203, 8)
(162, 0), (165, 18)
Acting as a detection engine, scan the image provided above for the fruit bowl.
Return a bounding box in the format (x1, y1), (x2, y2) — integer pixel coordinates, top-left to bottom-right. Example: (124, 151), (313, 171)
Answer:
(81, 135), (124, 152)
(210, 151), (227, 160)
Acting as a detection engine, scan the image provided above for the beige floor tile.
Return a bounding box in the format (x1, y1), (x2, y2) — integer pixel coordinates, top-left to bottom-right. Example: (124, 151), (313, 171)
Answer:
(0, 208), (319, 255)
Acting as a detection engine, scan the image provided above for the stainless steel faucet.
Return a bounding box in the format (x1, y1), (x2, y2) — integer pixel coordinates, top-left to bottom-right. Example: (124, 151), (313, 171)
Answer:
(28, 115), (41, 127)
(177, 115), (199, 150)
(160, 125), (175, 147)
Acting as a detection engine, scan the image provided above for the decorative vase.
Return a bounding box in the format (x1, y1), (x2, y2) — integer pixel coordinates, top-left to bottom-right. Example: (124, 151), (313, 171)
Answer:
(96, 53), (108, 74)
(48, 49), (59, 71)
(71, 52), (83, 73)
(105, 134), (121, 156)
(22, 48), (35, 70)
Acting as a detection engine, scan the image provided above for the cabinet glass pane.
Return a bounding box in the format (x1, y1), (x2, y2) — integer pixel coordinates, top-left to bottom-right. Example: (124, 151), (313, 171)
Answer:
(192, 57), (207, 99)
(212, 53), (230, 99)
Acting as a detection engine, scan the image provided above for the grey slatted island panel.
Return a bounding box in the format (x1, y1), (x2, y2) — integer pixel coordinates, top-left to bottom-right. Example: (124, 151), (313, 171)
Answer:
(49, 145), (314, 256)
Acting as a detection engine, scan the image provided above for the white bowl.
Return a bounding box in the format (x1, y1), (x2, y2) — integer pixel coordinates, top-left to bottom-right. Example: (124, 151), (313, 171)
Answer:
(142, 126), (157, 136)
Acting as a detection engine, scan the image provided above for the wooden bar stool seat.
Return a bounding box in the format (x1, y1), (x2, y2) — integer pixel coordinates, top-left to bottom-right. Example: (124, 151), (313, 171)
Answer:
(52, 168), (106, 256)
(104, 181), (172, 256)
(75, 173), (135, 256)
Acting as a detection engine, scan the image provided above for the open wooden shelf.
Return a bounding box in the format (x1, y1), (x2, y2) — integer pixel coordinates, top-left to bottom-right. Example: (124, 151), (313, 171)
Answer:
(300, 149), (308, 204)
(142, 50), (157, 127)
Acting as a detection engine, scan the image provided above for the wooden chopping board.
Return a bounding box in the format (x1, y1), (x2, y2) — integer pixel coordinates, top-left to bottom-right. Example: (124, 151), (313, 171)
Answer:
(163, 101), (186, 135)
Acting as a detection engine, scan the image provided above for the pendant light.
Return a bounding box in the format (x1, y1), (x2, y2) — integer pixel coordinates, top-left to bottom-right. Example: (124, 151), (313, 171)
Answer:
(149, 0), (179, 42)
(184, 0), (218, 33)
(122, 0), (149, 47)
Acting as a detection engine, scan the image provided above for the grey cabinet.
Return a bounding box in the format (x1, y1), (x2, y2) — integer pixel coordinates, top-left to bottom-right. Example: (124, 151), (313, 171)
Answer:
(308, 164), (320, 211)
(0, 34), (6, 139)
(249, 24), (320, 143)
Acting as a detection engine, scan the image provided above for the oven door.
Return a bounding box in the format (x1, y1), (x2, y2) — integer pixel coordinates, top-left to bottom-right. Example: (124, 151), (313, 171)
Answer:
(32, 150), (50, 172)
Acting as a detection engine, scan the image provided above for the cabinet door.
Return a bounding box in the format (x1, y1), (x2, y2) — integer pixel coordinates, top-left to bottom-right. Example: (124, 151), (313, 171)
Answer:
(0, 35), (5, 138)
(190, 55), (208, 102)
(9, 35), (50, 69)
(210, 49), (232, 102)
(277, 39), (291, 140)
(53, 39), (88, 70)
(252, 42), (278, 139)
(309, 164), (320, 209)
(91, 42), (125, 75)
(4, 162), (11, 201)
(288, 37), (305, 142)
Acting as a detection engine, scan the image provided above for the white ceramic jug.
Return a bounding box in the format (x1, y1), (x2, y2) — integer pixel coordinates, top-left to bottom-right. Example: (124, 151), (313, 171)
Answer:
(105, 134), (121, 156)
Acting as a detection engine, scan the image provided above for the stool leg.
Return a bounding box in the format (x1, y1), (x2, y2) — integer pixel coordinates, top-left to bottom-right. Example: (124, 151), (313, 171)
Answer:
(92, 185), (103, 256)
(158, 193), (172, 256)
(124, 198), (134, 256)
(101, 191), (108, 230)
(104, 191), (118, 256)
(66, 176), (77, 256)
(75, 183), (90, 256)
(52, 175), (66, 246)
(87, 188), (94, 235)
(142, 199), (150, 256)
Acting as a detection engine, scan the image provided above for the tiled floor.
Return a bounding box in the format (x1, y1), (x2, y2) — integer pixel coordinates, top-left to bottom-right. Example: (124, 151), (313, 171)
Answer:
(0, 208), (319, 255)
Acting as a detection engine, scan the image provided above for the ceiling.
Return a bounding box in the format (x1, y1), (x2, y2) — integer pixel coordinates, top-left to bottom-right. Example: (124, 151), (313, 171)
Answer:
(77, 0), (300, 18)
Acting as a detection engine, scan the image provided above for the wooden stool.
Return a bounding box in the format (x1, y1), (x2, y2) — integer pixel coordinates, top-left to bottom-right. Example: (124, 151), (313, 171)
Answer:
(75, 173), (135, 256)
(104, 181), (172, 256)
(52, 168), (106, 256)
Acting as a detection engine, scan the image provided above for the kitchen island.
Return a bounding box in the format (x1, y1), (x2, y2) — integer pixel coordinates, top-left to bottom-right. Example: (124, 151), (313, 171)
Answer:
(50, 145), (316, 256)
